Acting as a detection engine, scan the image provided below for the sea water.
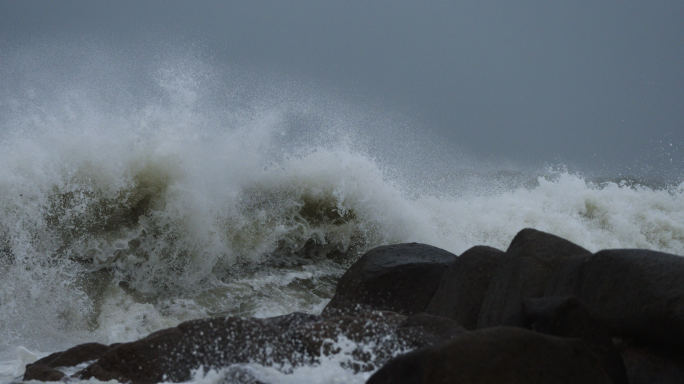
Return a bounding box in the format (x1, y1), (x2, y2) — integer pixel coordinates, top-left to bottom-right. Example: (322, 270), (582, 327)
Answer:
(1, 43), (682, 383)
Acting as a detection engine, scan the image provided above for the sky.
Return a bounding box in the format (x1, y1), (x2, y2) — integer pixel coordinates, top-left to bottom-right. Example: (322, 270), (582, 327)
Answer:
(1, 1), (683, 177)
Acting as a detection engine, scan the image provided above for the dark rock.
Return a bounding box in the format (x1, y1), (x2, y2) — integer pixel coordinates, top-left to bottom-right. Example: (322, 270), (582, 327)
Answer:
(29, 342), (111, 368)
(367, 326), (612, 384)
(263, 311), (321, 331)
(477, 228), (590, 328)
(70, 310), (462, 383)
(426, 246), (504, 329)
(22, 364), (66, 382)
(545, 248), (684, 350)
(322, 243), (457, 317)
(294, 311), (466, 372)
(76, 312), (320, 384)
(513, 296), (628, 384)
(28, 233), (684, 384)
(617, 339), (684, 384)
(76, 327), (184, 383)
(24, 342), (112, 382)
(394, 313), (467, 346)
(72, 310), (461, 383)
(517, 296), (608, 340)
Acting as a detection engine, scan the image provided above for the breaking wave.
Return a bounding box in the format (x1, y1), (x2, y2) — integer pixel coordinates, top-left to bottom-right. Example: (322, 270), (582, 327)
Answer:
(0, 42), (682, 382)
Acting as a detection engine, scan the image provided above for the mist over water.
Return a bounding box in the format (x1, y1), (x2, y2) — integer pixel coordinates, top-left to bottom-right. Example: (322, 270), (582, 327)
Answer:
(1, 42), (683, 382)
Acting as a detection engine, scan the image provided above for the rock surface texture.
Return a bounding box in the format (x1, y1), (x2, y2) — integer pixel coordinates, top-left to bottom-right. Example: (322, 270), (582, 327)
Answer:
(366, 326), (613, 384)
(426, 245), (504, 329)
(545, 248), (684, 350)
(23, 342), (113, 382)
(512, 296), (628, 384)
(322, 243), (457, 317)
(77, 313), (318, 383)
(70, 312), (464, 384)
(476, 228), (591, 328)
(20, 229), (684, 384)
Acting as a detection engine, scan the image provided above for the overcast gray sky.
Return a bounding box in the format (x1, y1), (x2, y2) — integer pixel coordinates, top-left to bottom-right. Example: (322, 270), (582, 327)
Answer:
(1, 1), (683, 177)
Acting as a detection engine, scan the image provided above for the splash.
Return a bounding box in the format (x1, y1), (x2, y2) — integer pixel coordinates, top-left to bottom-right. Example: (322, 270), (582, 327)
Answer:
(0, 41), (683, 382)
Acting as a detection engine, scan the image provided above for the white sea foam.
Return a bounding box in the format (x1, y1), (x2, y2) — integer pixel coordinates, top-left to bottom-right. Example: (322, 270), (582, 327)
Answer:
(1, 42), (682, 382)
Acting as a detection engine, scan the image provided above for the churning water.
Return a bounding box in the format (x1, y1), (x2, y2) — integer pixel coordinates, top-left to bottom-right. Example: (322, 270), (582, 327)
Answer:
(1, 42), (682, 383)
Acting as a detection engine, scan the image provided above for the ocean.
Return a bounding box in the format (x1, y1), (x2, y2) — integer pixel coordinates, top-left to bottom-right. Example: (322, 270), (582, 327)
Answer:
(1, 46), (683, 383)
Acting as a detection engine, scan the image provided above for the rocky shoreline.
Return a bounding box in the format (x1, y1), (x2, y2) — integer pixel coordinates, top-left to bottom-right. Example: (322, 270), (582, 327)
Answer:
(23, 228), (684, 383)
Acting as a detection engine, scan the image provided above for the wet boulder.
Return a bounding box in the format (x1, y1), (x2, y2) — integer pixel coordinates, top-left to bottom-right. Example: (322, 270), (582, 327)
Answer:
(294, 311), (466, 372)
(511, 296), (628, 384)
(476, 228), (591, 328)
(22, 365), (66, 382)
(23, 342), (113, 382)
(76, 312), (320, 384)
(426, 246), (504, 329)
(617, 339), (684, 384)
(71, 310), (463, 384)
(28, 342), (112, 369)
(322, 243), (457, 317)
(367, 326), (613, 384)
(545, 248), (684, 351)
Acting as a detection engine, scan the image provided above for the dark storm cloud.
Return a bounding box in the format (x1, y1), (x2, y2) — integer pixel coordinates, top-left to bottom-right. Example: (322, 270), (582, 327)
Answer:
(1, 1), (683, 176)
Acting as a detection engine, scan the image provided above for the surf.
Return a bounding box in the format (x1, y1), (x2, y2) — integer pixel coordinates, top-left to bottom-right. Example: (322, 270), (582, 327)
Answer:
(0, 42), (682, 383)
